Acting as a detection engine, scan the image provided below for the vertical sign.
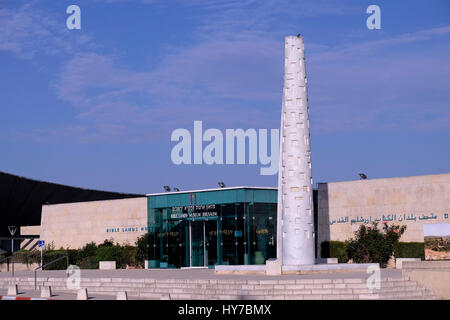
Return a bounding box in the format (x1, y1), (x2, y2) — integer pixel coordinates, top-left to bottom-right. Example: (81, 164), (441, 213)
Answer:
(38, 240), (45, 267)
(8, 226), (17, 253)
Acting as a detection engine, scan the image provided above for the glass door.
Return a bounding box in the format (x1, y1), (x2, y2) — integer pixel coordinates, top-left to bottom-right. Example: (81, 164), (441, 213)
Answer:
(190, 221), (205, 267)
(205, 220), (218, 267)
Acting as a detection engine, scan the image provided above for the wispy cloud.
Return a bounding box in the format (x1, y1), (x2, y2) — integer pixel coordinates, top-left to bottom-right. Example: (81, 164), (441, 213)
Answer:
(311, 25), (450, 63)
(0, 0), (96, 59)
(45, 39), (282, 143)
(8, 0), (450, 144)
(306, 25), (450, 133)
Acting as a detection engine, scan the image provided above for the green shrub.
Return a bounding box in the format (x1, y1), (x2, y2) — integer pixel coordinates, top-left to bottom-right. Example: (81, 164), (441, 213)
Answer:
(346, 222), (407, 268)
(122, 245), (138, 268)
(135, 233), (149, 267)
(79, 242), (98, 259)
(320, 241), (349, 263)
(12, 250), (40, 265)
(78, 256), (98, 269)
(394, 242), (425, 260)
(43, 250), (70, 270)
(98, 239), (114, 248)
(5, 238), (146, 270)
(95, 245), (124, 268)
(66, 249), (80, 265)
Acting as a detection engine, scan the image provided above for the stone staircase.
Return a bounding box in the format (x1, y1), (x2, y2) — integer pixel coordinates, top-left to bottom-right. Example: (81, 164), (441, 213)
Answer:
(0, 276), (441, 300)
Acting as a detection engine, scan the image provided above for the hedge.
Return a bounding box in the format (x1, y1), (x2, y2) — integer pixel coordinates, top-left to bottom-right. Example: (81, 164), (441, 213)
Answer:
(320, 241), (425, 263)
(394, 242), (425, 260)
(320, 241), (349, 263)
(6, 238), (146, 270)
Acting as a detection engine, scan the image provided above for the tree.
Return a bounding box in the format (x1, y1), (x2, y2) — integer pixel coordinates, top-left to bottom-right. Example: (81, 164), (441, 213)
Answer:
(135, 233), (149, 267)
(346, 222), (406, 268)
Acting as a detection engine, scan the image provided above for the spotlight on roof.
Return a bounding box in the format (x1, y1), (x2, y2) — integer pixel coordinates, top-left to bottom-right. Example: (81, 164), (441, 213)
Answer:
(359, 173), (367, 180)
(173, 188), (180, 192)
(163, 186), (171, 192)
(218, 182), (226, 188)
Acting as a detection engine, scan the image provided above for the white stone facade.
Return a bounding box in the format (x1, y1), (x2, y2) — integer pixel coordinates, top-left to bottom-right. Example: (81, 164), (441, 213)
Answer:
(317, 173), (450, 254)
(277, 35), (315, 266)
(40, 197), (148, 249)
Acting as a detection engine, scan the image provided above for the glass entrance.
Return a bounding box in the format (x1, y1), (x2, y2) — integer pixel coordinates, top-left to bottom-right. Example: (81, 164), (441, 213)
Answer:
(190, 221), (205, 267)
(189, 220), (218, 267)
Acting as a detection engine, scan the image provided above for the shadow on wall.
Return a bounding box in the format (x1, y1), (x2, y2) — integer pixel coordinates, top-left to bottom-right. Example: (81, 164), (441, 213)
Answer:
(317, 183), (330, 258)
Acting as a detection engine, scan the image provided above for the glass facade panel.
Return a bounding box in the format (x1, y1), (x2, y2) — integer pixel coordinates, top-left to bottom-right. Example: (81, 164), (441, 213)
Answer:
(190, 221), (205, 266)
(205, 220), (218, 266)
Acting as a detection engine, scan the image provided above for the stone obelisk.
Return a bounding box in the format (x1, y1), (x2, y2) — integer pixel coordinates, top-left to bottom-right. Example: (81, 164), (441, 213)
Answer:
(276, 35), (315, 266)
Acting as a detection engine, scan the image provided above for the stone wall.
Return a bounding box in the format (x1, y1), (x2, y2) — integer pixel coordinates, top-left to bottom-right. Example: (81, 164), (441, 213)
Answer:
(20, 225), (40, 236)
(40, 197), (148, 249)
(402, 260), (450, 299)
(317, 173), (450, 256)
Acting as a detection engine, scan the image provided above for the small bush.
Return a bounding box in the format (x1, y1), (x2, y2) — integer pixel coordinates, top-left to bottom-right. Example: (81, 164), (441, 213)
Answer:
(4, 237), (148, 270)
(320, 241), (349, 263)
(122, 245), (138, 268)
(98, 239), (114, 248)
(135, 233), (149, 267)
(80, 242), (98, 258)
(346, 222), (406, 268)
(43, 251), (69, 270)
(12, 250), (40, 265)
(95, 245), (124, 268)
(78, 256), (98, 269)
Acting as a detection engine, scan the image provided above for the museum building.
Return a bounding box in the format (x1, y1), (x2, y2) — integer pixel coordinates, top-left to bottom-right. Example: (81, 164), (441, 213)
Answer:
(16, 173), (450, 268)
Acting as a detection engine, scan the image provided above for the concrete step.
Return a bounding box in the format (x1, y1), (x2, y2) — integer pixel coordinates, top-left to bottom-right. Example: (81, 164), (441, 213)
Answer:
(0, 278), (418, 287)
(0, 277), (440, 300)
(0, 281), (422, 293)
(0, 276), (413, 284)
(0, 285), (427, 295)
(0, 284), (431, 297)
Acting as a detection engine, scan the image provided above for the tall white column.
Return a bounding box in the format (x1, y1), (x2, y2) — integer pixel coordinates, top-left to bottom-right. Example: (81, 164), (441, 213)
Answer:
(277, 35), (315, 266)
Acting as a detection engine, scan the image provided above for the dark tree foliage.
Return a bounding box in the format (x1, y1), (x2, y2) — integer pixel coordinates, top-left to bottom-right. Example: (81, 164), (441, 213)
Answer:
(135, 233), (149, 267)
(345, 222), (406, 268)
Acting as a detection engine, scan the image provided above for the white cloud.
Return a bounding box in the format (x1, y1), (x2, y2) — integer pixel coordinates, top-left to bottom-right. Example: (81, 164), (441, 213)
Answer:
(8, 0), (450, 143)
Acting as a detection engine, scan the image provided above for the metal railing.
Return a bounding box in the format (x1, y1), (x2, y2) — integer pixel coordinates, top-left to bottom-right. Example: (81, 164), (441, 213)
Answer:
(0, 256), (14, 276)
(34, 255), (69, 290)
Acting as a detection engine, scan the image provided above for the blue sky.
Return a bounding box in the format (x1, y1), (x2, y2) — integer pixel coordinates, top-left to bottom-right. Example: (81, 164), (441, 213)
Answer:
(0, 0), (449, 194)
(424, 223), (450, 237)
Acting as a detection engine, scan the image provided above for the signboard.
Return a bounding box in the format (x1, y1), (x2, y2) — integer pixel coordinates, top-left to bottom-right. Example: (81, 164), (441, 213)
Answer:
(170, 205), (218, 220)
(8, 226), (17, 236)
(38, 240), (45, 248)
